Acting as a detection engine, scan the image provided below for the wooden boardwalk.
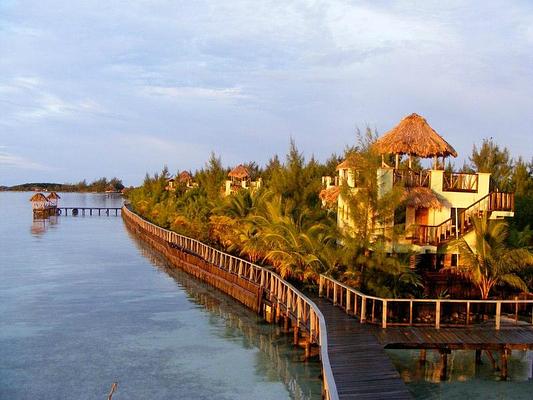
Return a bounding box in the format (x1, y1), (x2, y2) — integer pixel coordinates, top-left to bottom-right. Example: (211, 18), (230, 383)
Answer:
(374, 324), (533, 350)
(310, 295), (412, 400)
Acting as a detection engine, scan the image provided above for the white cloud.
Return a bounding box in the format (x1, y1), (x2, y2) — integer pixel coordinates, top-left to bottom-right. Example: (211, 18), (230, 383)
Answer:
(0, 148), (52, 171)
(142, 85), (249, 101)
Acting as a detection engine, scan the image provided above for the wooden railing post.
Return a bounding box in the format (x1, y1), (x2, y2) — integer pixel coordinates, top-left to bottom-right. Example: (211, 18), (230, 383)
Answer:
(382, 300), (387, 329)
(360, 297), (366, 323)
(496, 302), (501, 330)
(333, 283), (337, 306)
(319, 275), (324, 297)
(435, 301), (441, 329)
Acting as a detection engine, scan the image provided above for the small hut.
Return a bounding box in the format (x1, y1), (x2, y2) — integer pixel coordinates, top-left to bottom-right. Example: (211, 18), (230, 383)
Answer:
(178, 171), (194, 187)
(29, 193), (49, 210)
(165, 177), (176, 191)
(47, 192), (61, 207)
(374, 113), (457, 169)
(228, 164), (250, 182)
(226, 164), (255, 196)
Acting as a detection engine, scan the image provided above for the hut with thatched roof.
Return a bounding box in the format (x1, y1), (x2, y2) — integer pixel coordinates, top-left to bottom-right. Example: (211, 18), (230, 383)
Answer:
(178, 170), (193, 185)
(47, 192), (61, 207)
(225, 164), (261, 196)
(30, 192), (49, 208)
(373, 113), (457, 169)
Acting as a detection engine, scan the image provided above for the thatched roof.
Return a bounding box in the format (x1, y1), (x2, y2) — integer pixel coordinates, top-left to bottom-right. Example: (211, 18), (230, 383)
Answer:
(336, 153), (367, 171)
(29, 193), (48, 202)
(228, 164), (250, 179)
(403, 187), (450, 210)
(47, 192), (61, 200)
(178, 170), (193, 182)
(319, 186), (340, 205)
(374, 113), (457, 158)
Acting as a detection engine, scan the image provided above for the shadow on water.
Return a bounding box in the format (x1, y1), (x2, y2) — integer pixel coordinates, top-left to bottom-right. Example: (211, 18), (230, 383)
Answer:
(126, 229), (323, 400)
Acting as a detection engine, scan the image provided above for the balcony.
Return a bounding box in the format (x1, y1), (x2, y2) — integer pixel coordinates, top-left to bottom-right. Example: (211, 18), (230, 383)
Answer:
(393, 169), (430, 188)
(443, 173), (478, 192)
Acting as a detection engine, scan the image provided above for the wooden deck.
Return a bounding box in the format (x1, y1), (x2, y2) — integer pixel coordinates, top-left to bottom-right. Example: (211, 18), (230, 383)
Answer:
(310, 295), (412, 400)
(374, 324), (533, 351)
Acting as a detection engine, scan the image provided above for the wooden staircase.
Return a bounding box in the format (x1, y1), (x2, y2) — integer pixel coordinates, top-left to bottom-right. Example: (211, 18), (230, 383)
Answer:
(412, 192), (514, 246)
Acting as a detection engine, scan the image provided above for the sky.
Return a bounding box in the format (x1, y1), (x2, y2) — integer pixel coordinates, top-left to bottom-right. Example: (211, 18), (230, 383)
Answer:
(1, 0), (532, 186)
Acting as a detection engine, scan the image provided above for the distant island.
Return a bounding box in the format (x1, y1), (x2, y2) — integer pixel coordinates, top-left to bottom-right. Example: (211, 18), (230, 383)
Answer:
(0, 177), (125, 193)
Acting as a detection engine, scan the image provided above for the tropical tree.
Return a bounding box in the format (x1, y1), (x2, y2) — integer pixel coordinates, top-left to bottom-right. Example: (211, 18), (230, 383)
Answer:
(446, 215), (533, 299)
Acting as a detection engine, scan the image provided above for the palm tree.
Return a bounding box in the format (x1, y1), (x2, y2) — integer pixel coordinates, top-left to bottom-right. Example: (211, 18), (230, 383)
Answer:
(446, 214), (533, 299)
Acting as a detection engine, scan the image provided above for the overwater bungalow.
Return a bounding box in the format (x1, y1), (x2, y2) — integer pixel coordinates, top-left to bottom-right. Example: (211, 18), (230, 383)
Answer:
(46, 192), (61, 207)
(325, 113), (515, 267)
(30, 192), (57, 218)
(225, 164), (262, 196)
(30, 193), (49, 210)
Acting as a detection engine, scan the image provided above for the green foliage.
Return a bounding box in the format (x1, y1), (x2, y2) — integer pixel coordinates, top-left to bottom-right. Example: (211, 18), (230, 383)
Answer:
(470, 138), (513, 191)
(445, 215), (533, 299)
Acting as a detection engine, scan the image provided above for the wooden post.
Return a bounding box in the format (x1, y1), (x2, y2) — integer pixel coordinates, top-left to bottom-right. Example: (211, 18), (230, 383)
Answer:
(501, 348), (509, 380)
(382, 300), (388, 328)
(466, 301), (471, 325)
(419, 349), (427, 364)
(346, 291), (351, 314)
(319, 276), (324, 297)
(293, 325), (299, 345)
(475, 349), (482, 365)
(333, 283), (337, 305)
(515, 296), (519, 324)
(496, 302), (501, 330)
(361, 297), (366, 323)
(436, 301), (441, 329)
(439, 350), (448, 381)
(409, 301), (413, 326)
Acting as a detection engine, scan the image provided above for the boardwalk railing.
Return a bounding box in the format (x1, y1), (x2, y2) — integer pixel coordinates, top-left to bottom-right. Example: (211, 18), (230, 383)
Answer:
(320, 275), (533, 330)
(122, 206), (338, 400)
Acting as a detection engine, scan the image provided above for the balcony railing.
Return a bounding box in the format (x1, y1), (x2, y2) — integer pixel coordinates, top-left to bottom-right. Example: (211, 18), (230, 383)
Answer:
(393, 169), (430, 188)
(443, 173), (479, 192)
(412, 192), (514, 246)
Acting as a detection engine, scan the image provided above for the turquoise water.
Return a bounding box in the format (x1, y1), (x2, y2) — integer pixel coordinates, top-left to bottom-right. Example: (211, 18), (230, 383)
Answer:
(0, 192), (321, 399)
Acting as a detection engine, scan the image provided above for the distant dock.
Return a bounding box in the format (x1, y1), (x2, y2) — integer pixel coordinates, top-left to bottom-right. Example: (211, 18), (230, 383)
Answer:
(30, 192), (121, 218)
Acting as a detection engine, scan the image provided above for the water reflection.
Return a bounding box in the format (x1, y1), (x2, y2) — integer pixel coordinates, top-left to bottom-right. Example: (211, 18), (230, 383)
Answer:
(388, 349), (533, 399)
(128, 230), (323, 400)
(30, 215), (59, 236)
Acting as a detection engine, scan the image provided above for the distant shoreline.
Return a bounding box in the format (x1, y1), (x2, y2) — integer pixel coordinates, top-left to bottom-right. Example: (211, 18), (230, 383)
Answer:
(0, 180), (126, 193)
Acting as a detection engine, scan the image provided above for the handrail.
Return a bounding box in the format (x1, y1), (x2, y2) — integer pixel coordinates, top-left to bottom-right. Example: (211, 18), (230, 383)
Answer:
(320, 274), (533, 330)
(122, 206), (338, 400)
(414, 192), (514, 246)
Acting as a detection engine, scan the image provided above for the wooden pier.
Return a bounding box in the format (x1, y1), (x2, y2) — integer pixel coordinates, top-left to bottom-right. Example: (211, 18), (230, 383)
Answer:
(56, 207), (122, 216)
(319, 274), (533, 383)
(311, 295), (412, 399)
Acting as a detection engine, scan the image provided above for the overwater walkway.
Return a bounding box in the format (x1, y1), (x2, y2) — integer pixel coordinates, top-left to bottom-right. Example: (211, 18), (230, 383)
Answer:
(309, 295), (412, 400)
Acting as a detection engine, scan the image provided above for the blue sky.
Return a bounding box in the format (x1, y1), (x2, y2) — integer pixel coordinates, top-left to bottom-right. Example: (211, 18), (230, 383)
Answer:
(1, 0), (532, 186)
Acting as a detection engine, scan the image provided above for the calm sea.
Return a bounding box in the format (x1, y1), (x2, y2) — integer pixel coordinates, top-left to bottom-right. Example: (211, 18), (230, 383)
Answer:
(0, 192), (321, 399)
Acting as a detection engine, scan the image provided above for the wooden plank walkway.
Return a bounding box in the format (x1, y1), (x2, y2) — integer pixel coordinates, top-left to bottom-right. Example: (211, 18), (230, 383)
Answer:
(374, 324), (533, 350)
(310, 295), (412, 400)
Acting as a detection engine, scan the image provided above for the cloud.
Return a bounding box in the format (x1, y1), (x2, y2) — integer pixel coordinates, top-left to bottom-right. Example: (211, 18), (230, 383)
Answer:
(0, 76), (106, 123)
(0, 147), (53, 171)
(142, 85), (249, 101)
